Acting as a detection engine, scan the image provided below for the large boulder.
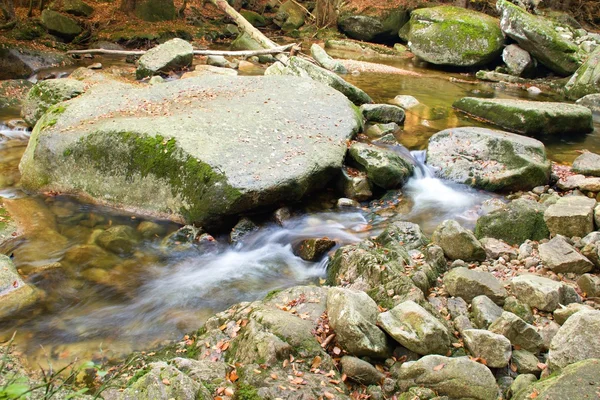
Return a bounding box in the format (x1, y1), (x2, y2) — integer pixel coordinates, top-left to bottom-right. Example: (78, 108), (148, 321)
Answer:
(0, 46), (73, 80)
(136, 38), (193, 79)
(453, 97), (594, 136)
(538, 236), (594, 274)
(443, 267), (507, 305)
(475, 199), (549, 245)
(548, 310), (600, 369)
(394, 355), (498, 400)
(134, 0), (175, 22)
(265, 55), (372, 105)
(513, 359), (600, 400)
(347, 143), (414, 189)
(40, 9), (82, 41)
(338, 10), (409, 44)
(18, 75), (361, 227)
(497, 0), (583, 75)
(407, 6), (504, 67)
(21, 78), (86, 127)
(564, 44), (600, 100)
(543, 196), (596, 238)
(510, 274), (576, 312)
(0, 255), (39, 320)
(273, 1), (305, 32)
(432, 219), (485, 261)
(427, 127), (551, 192)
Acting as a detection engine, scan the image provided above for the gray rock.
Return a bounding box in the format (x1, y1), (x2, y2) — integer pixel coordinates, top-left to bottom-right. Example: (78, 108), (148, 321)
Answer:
(462, 329), (512, 368)
(548, 310), (600, 369)
(427, 127), (551, 192)
(432, 220), (486, 261)
(444, 267), (507, 305)
(310, 44), (346, 74)
(489, 311), (544, 353)
(394, 355), (499, 400)
(337, 167), (372, 201)
(471, 295), (503, 329)
(230, 32), (262, 51)
(509, 374), (537, 399)
(510, 274), (574, 312)
(453, 97), (593, 136)
(557, 174), (600, 191)
(375, 220), (429, 251)
(565, 46), (600, 100)
(503, 296), (534, 323)
(391, 95), (420, 109)
(19, 75), (361, 227)
(512, 359), (600, 400)
(327, 287), (391, 358)
(539, 236), (594, 274)
(206, 55), (230, 68)
(572, 151), (600, 176)
(360, 104), (405, 125)
(365, 122), (399, 138)
(0, 255), (39, 320)
(511, 349), (542, 375)
(447, 297), (469, 319)
(340, 356), (385, 385)
(21, 78), (86, 127)
(273, 1), (305, 32)
(337, 10), (409, 44)
(293, 238), (336, 262)
(62, 0), (94, 17)
(0, 46), (73, 80)
(576, 93), (600, 114)
(543, 196), (596, 238)
(407, 6), (504, 67)
(577, 273), (600, 297)
(41, 9), (82, 41)
(479, 237), (518, 260)
(348, 142), (414, 189)
(502, 44), (536, 77)
(553, 303), (594, 325)
(497, 0), (583, 75)
(171, 358), (227, 386)
(538, 317), (561, 351)
(475, 199), (549, 245)
(136, 38), (193, 79)
(377, 300), (451, 355)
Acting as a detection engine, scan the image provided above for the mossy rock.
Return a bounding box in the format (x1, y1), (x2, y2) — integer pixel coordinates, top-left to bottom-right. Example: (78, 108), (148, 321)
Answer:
(348, 142), (414, 189)
(40, 9), (82, 41)
(338, 10), (409, 44)
(21, 78), (86, 127)
(240, 10), (266, 27)
(62, 0), (94, 17)
(564, 46), (600, 100)
(230, 32), (263, 51)
(273, 1), (305, 32)
(134, 0), (175, 22)
(407, 6), (504, 67)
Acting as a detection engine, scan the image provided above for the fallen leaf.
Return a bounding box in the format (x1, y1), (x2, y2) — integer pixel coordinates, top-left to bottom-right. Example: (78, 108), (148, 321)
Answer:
(162, 378), (170, 385)
(433, 363), (445, 371)
(311, 356), (322, 370)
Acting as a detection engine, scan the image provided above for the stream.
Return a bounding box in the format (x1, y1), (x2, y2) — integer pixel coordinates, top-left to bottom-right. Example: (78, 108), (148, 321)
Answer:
(1, 52), (599, 368)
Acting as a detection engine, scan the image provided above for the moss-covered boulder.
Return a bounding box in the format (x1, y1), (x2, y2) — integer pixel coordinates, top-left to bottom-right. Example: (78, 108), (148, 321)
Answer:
(407, 6), (504, 67)
(0, 79), (33, 110)
(426, 127), (551, 192)
(21, 78), (86, 127)
(40, 9), (82, 41)
(564, 47), (600, 100)
(497, 0), (583, 76)
(136, 38), (193, 79)
(61, 0), (94, 17)
(18, 75), (361, 227)
(240, 10), (266, 27)
(512, 359), (600, 400)
(134, 0), (175, 22)
(230, 32), (263, 51)
(475, 198), (549, 245)
(338, 10), (409, 44)
(348, 142), (414, 189)
(453, 97), (594, 136)
(273, 1), (304, 32)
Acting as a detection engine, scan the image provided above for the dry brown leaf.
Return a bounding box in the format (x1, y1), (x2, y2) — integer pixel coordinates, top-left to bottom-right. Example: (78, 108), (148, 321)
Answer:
(324, 392), (335, 399)
(224, 388), (234, 396)
(311, 356), (322, 370)
(162, 378), (170, 385)
(433, 363), (445, 371)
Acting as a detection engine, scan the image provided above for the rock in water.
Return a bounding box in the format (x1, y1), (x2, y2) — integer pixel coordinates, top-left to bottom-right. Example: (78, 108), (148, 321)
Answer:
(0, 255), (39, 320)
(453, 98), (593, 136)
(565, 47), (600, 100)
(310, 44), (347, 74)
(497, 0), (582, 75)
(18, 76), (361, 227)
(426, 127), (551, 192)
(407, 6), (504, 67)
(348, 143), (414, 189)
(136, 38), (193, 79)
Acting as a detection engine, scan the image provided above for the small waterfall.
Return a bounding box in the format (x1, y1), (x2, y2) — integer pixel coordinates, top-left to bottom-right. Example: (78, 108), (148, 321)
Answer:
(0, 123), (30, 141)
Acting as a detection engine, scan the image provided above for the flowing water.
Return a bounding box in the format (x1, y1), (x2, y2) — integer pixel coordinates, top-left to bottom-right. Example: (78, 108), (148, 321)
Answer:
(0, 52), (598, 368)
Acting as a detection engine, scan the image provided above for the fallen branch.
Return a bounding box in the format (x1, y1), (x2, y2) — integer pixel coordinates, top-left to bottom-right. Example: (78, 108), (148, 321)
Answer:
(66, 44), (295, 57)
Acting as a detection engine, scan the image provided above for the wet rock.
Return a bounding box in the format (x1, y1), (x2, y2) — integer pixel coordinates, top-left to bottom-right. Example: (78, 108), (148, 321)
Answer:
(510, 274), (575, 312)
(337, 10), (409, 44)
(427, 127), (551, 192)
(365, 122), (398, 138)
(463, 329), (512, 368)
(348, 143), (414, 190)
(511, 349), (542, 376)
(327, 287), (391, 358)
(475, 199), (549, 245)
(62, 244), (122, 269)
(444, 267), (506, 305)
(489, 311), (544, 353)
(272, 207), (291, 226)
(376, 220), (428, 251)
(512, 359), (600, 400)
(453, 97), (593, 136)
(0, 255), (39, 320)
(509, 374), (537, 399)
(340, 356), (385, 385)
(136, 38), (193, 79)
(432, 220), (485, 261)
(543, 196), (595, 238)
(360, 104), (405, 125)
(40, 9), (82, 41)
(377, 300), (451, 355)
(548, 310), (600, 369)
(503, 296), (534, 323)
(538, 236), (594, 274)
(497, 0), (582, 75)
(337, 167), (372, 201)
(502, 44), (536, 77)
(273, 1), (304, 32)
(136, 220), (166, 239)
(564, 47), (600, 100)
(265, 55), (372, 105)
(554, 303), (594, 325)
(572, 151), (600, 176)
(394, 355), (498, 400)
(577, 273), (600, 297)
(310, 44), (346, 74)
(471, 295), (503, 329)
(229, 217), (258, 244)
(576, 93), (600, 114)
(62, 0), (94, 17)
(391, 95), (420, 110)
(407, 6), (504, 67)
(95, 225), (140, 255)
(21, 78), (86, 127)
(293, 237), (336, 261)
(0, 46), (73, 80)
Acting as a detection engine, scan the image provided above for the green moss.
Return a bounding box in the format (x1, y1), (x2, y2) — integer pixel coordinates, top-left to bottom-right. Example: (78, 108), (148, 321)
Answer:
(264, 289), (282, 301)
(64, 131), (243, 224)
(235, 383), (261, 400)
(126, 365), (150, 386)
